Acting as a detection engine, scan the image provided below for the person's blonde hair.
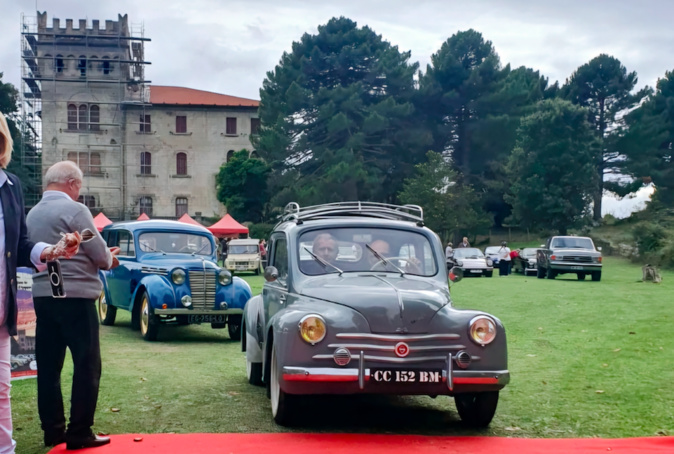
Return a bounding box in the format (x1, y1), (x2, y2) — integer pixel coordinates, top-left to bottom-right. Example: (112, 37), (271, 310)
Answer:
(0, 114), (13, 169)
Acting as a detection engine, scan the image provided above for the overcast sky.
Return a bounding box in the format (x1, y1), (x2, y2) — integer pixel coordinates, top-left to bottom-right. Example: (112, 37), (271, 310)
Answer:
(2, 0), (669, 215)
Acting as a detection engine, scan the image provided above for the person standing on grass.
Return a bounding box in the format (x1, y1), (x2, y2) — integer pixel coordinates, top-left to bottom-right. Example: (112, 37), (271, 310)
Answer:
(498, 241), (511, 276)
(457, 237), (470, 248)
(27, 161), (120, 450)
(0, 115), (85, 454)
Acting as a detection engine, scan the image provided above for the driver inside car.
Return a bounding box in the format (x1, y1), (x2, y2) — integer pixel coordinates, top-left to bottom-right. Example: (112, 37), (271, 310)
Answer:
(367, 239), (421, 274)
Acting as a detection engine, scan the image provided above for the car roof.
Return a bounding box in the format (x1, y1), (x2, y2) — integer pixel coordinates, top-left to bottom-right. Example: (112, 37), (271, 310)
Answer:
(103, 220), (213, 235)
(274, 217), (432, 236)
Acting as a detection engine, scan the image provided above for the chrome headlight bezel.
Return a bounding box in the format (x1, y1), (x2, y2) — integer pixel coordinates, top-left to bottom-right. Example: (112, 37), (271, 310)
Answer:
(218, 269), (232, 286)
(486, 258), (493, 267)
(298, 314), (327, 345)
(468, 315), (497, 346)
(171, 268), (186, 285)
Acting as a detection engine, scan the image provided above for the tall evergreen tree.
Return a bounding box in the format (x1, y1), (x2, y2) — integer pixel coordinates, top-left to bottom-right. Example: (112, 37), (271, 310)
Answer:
(618, 70), (674, 207)
(254, 17), (430, 207)
(398, 151), (491, 241)
(505, 99), (598, 234)
(562, 54), (650, 221)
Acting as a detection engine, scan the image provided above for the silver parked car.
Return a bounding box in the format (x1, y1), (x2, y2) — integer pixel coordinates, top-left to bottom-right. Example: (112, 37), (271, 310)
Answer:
(242, 202), (509, 427)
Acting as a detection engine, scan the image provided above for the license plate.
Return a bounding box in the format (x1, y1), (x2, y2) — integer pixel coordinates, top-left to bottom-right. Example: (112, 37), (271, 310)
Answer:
(470, 269), (482, 274)
(187, 314), (226, 324)
(570, 266), (583, 270)
(236, 265), (248, 270)
(371, 369), (442, 383)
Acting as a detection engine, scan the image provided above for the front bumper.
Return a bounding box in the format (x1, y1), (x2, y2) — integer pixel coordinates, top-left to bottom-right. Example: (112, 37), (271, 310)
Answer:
(280, 353), (509, 395)
(154, 308), (244, 315)
(549, 263), (601, 272)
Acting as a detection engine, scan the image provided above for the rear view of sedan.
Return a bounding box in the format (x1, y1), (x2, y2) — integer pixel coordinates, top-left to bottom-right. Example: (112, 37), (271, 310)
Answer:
(512, 248), (538, 275)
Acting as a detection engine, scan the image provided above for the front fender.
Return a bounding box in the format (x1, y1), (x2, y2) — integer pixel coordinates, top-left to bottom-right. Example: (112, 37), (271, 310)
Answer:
(219, 276), (252, 310)
(130, 274), (175, 314)
(243, 295), (264, 362)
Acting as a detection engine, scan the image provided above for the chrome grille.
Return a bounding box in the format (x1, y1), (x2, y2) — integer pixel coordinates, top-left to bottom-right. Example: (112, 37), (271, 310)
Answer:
(141, 266), (168, 275)
(560, 255), (593, 262)
(313, 333), (477, 365)
(188, 270), (217, 310)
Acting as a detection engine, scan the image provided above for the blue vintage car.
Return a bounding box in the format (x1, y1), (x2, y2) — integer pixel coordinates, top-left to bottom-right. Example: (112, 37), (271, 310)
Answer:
(98, 220), (251, 341)
(242, 202), (509, 427)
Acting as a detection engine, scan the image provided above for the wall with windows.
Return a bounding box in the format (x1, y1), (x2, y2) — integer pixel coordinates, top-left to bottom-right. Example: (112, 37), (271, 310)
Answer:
(124, 104), (259, 218)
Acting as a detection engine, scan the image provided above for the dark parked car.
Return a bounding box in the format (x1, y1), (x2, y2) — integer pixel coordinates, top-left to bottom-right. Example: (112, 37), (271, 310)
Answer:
(242, 202), (509, 427)
(511, 248), (538, 275)
(98, 220), (252, 341)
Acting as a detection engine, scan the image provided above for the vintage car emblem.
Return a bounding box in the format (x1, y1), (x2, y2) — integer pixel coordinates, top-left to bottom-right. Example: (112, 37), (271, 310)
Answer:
(394, 342), (410, 357)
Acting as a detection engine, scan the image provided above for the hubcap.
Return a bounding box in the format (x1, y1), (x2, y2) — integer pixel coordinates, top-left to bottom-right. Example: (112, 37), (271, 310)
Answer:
(270, 349), (279, 416)
(140, 297), (149, 334)
(99, 292), (107, 319)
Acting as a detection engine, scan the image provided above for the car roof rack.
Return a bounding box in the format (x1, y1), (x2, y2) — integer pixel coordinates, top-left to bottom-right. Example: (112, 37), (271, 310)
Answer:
(280, 201), (424, 225)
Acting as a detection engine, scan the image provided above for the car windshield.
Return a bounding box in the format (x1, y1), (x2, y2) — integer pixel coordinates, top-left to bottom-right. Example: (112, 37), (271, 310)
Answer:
(298, 227), (437, 276)
(452, 248), (484, 259)
(520, 248), (538, 258)
(551, 237), (594, 249)
(229, 245), (258, 254)
(484, 247), (500, 256)
(138, 232), (213, 255)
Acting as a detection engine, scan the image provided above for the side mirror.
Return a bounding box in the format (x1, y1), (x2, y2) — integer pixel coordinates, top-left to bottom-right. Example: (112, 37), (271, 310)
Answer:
(448, 266), (463, 283)
(264, 266), (279, 282)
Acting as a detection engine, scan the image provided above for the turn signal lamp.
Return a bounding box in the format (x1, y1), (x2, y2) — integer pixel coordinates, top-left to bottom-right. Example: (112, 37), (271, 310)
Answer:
(299, 315), (327, 345)
(469, 316), (497, 346)
(550, 255), (557, 261)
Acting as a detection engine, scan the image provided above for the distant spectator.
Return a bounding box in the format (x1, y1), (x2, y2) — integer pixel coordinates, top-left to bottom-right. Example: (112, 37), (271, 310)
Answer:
(498, 241), (511, 276)
(457, 237), (471, 248)
(509, 248), (519, 275)
(445, 242), (453, 259)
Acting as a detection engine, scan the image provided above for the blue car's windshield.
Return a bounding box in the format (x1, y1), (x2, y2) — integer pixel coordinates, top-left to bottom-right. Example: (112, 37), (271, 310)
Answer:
(298, 227), (438, 276)
(138, 232), (213, 255)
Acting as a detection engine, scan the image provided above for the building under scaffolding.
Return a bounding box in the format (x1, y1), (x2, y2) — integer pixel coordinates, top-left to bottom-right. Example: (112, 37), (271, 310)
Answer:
(20, 11), (261, 221)
(20, 12), (150, 217)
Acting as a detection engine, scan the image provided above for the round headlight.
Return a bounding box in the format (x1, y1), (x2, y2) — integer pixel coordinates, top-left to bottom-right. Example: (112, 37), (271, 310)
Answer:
(299, 315), (326, 345)
(171, 269), (186, 285)
(456, 260), (464, 267)
(219, 269), (232, 285)
(486, 258), (493, 266)
(469, 315), (497, 346)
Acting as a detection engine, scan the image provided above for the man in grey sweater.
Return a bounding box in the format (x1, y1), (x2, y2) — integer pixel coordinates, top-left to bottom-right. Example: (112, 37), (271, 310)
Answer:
(26, 161), (119, 450)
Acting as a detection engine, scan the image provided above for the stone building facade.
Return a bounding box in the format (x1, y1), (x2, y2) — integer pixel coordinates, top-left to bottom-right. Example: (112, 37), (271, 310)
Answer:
(26, 12), (259, 220)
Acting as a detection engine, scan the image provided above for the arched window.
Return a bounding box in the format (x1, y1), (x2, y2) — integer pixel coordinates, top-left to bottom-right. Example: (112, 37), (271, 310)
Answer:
(55, 54), (64, 73)
(90, 152), (101, 174)
(89, 105), (100, 131)
(226, 150), (234, 162)
(78, 55), (87, 76)
(139, 197), (153, 217)
(140, 152), (152, 175)
(250, 150), (259, 159)
(175, 197), (188, 217)
(67, 104), (77, 130)
(78, 195), (96, 208)
(176, 152), (187, 175)
(102, 56), (111, 74)
(78, 105), (88, 131)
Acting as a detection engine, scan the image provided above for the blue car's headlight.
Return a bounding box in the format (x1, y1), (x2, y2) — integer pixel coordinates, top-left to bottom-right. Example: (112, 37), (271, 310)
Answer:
(172, 268), (186, 285)
(218, 269), (232, 285)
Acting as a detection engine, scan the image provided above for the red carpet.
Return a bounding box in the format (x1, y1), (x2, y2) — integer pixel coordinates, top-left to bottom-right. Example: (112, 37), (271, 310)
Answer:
(46, 433), (674, 453)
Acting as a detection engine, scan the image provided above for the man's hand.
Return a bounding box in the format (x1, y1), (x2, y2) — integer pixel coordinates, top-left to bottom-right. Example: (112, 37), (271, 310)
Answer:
(40, 231), (82, 261)
(109, 247), (121, 269)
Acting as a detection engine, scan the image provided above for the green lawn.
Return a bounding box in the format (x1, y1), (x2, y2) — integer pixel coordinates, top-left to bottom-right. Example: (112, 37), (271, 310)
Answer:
(12, 259), (673, 453)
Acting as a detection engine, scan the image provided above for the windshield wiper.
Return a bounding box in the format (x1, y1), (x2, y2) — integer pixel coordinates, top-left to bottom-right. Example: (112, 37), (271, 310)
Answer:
(365, 244), (405, 276)
(303, 247), (343, 275)
(140, 242), (166, 255)
(192, 242), (210, 256)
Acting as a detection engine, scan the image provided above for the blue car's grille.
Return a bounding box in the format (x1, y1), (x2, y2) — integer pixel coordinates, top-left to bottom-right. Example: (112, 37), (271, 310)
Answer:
(188, 271), (217, 310)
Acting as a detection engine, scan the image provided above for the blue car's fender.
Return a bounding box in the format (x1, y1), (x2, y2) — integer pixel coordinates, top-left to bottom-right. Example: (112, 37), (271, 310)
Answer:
(129, 274), (176, 314)
(219, 276), (252, 310)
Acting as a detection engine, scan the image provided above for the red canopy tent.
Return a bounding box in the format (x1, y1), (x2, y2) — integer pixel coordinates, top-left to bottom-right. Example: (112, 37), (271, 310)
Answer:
(93, 212), (113, 232)
(207, 214), (249, 238)
(137, 213), (150, 221)
(177, 213), (203, 226)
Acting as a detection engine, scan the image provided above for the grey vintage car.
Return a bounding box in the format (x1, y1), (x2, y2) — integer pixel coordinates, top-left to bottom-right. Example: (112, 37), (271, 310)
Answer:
(242, 202), (509, 427)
